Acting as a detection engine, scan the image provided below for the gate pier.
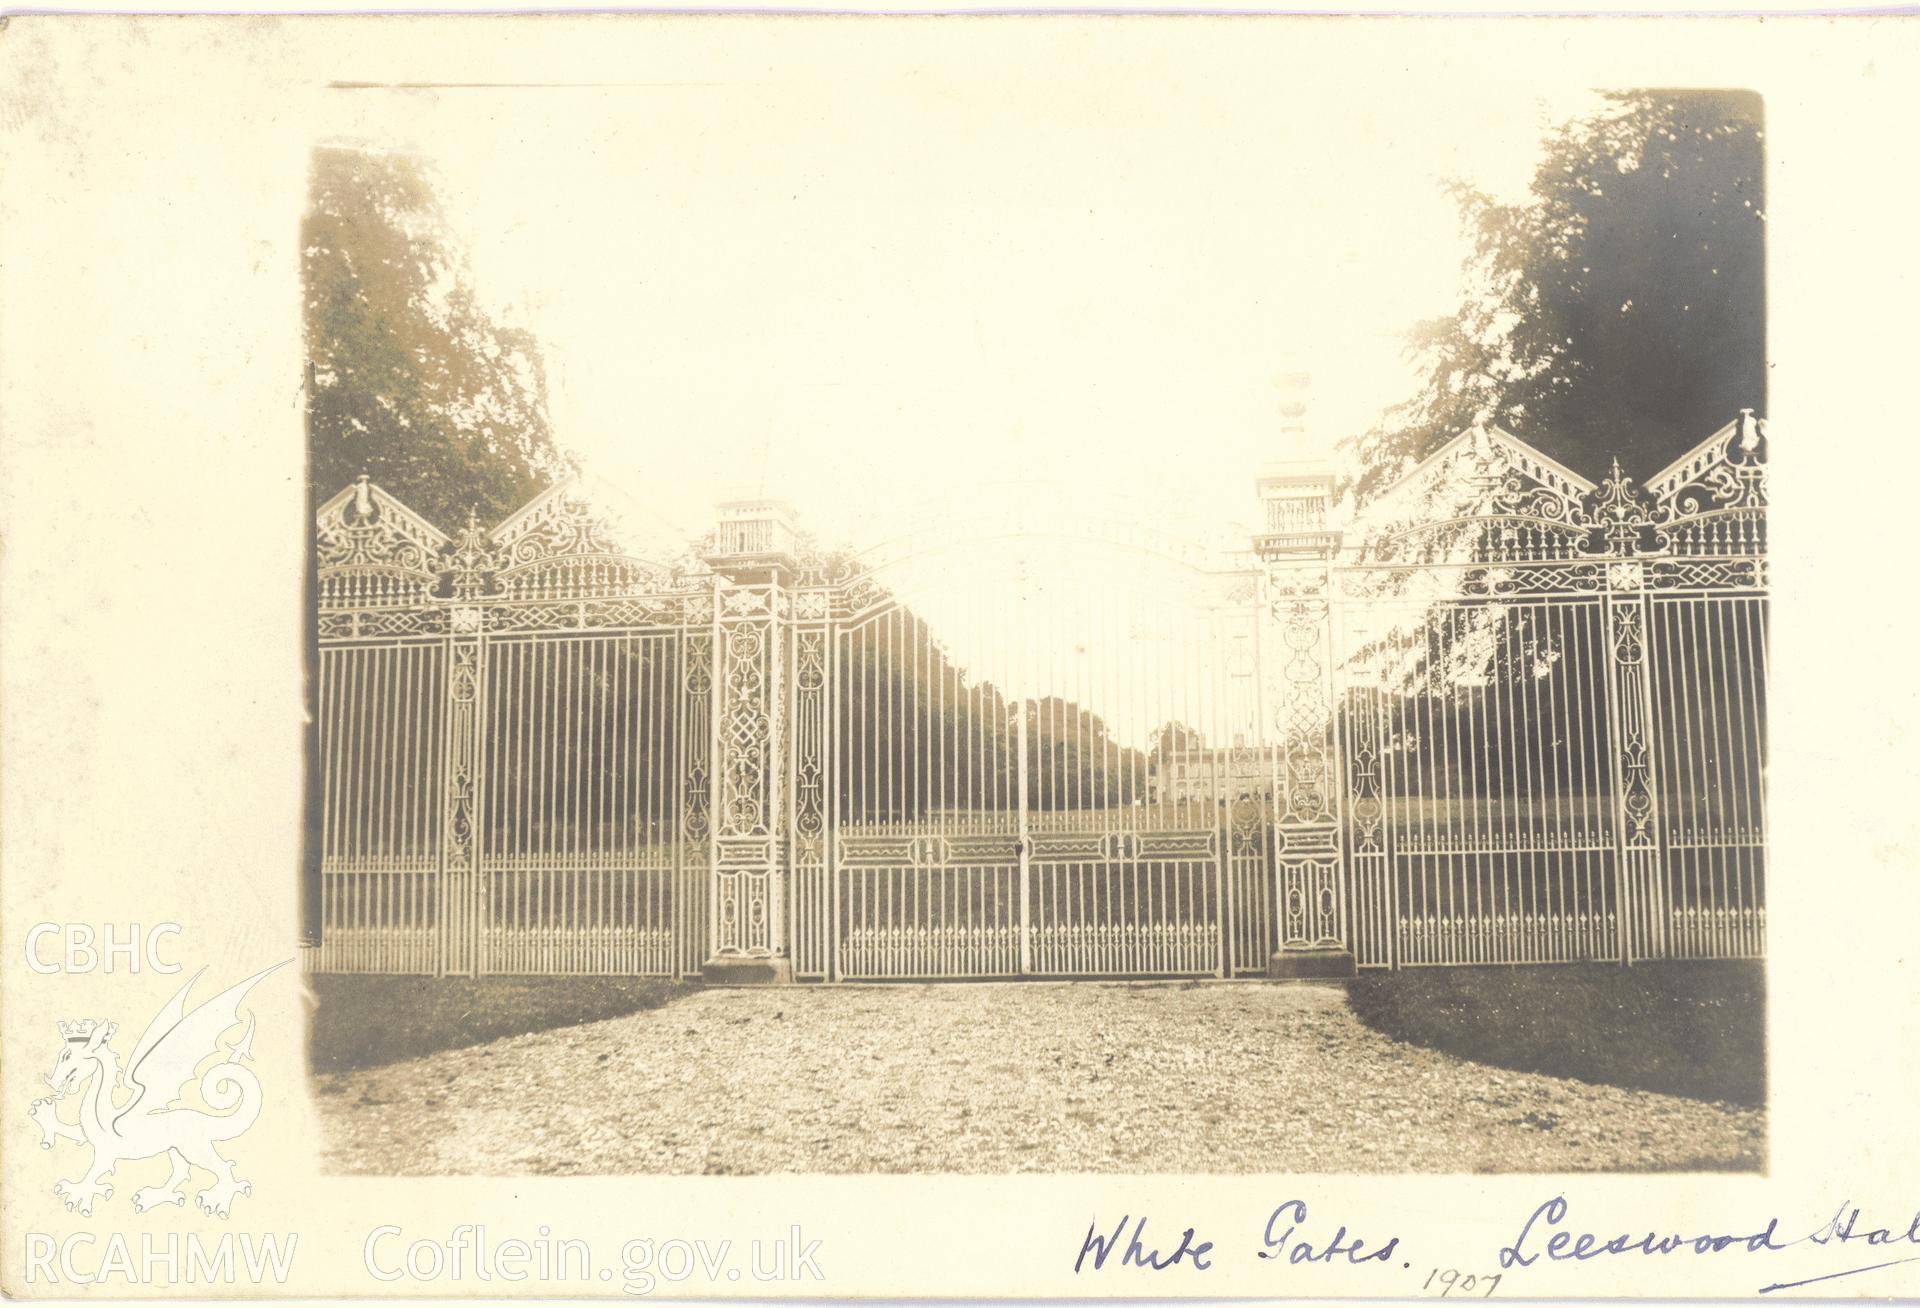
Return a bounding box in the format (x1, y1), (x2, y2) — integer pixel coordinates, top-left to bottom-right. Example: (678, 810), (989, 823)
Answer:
(701, 500), (800, 985)
(1255, 465), (1357, 980)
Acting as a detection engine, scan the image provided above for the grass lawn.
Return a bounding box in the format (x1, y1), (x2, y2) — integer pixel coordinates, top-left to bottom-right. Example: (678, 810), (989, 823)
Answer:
(307, 974), (689, 1074)
(1346, 960), (1764, 1108)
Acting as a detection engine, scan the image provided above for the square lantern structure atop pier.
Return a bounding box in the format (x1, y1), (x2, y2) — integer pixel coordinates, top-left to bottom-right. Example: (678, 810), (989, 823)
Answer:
(705, 499), (801, 583)
(1254, 464), (1341, 561)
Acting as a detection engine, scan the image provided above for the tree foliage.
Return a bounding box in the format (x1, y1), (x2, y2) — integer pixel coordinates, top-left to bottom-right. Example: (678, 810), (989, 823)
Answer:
(1348, 90), (1765, 503)
(304, 146), (571, 530)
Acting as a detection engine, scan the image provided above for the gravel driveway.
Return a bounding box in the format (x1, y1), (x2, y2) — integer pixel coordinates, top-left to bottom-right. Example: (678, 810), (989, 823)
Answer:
(312, 982), (1763, 1174)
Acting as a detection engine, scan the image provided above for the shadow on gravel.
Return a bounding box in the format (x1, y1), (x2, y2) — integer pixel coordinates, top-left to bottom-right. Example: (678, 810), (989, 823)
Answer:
(1347, 961), (1765, 1108)
(307, 975), (689, 1074)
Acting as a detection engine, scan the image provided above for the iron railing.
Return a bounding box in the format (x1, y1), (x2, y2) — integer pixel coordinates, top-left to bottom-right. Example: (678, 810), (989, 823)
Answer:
(306, 413), (1767, 977)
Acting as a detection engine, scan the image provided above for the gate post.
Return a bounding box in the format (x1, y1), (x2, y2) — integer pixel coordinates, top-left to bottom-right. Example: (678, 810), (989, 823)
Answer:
(441, 509), (496, 979)
(1254, 465), (1355, 979)
(440, 620), (485, 979)
(1596, 462), (1667, 964)
(788, 585), (834, 981)
(700, 500), (800, 984)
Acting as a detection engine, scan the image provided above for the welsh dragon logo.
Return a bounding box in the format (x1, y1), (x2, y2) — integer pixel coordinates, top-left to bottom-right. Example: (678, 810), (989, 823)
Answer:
(27, 963), (284, 1219)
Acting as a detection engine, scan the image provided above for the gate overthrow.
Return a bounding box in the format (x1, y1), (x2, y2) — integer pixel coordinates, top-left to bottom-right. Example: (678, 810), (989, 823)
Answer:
(306, 413), (1767, 978)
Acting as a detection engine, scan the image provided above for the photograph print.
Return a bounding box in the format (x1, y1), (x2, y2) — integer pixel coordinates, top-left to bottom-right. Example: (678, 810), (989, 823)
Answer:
(300, 76), (1768, 1177)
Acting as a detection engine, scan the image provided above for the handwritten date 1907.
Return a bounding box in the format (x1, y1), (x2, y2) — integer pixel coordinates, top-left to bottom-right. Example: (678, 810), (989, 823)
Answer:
(1423, 1266), (1504, 1297)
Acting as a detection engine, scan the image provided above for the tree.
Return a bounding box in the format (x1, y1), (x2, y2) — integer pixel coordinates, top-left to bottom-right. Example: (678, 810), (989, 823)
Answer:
(1025, 696), (1143, 812)
(304, 146), (571, 530)
(1347, 91), (1765, 503)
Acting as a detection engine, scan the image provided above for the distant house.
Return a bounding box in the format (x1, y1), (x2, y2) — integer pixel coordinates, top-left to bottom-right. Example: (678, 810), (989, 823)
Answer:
(1147, 740), (1275, 804)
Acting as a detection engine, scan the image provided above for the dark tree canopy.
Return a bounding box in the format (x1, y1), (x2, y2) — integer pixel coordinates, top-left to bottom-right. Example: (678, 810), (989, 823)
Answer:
(834, 613), (1148, 824)
(1348, 90), (1765, 502)
(304, 146), (571, 530)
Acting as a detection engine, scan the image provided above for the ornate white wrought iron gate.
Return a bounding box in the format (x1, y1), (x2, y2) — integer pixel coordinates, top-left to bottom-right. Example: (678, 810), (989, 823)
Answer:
(798, 533), (1273, 980)
(1331, 420), (1767, 967)
(306, 412), (1766, 979)
(310, 481), (712, 977)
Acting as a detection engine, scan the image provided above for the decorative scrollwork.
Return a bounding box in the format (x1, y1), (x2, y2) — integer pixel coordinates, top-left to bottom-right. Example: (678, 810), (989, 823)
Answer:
(1647, 410), (1769, 556)
(1489, 473), (1584, 524)
(1608, 598), (1659, 850)
(1590, 458), (1660, 555)
(489, 481), (672, 601)
(1647, 556), (1765, 592)
(713, 732), (782, 960)
(1346, 692), (1384, 854)
(324, 606), (450, 640)
(1609, 598), (1646, 667)
(1278, 858), (1342, 948)
(1363, 418), (1772, 568)
(722, 587), (768, 617)
(792, 628), (828, 851)
(682, 632), (713, 846)
(1373, 426), (1602, 564)
(1271, 579), (1332, 826)
(717, 601), (779, 847)
(580, 596), (684, 629)
(1345, 415), (1767, 589)
(1269, 564), (1329, 599)
(315, 476), (449, 607)
(444, 642), (482, 868)
(445, 507), (498, 601)
(1457, 560), (1608, 598)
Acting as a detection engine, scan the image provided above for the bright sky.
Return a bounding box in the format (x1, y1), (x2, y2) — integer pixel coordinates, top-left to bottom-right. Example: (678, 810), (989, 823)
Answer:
(326, 65), (1603, 560)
